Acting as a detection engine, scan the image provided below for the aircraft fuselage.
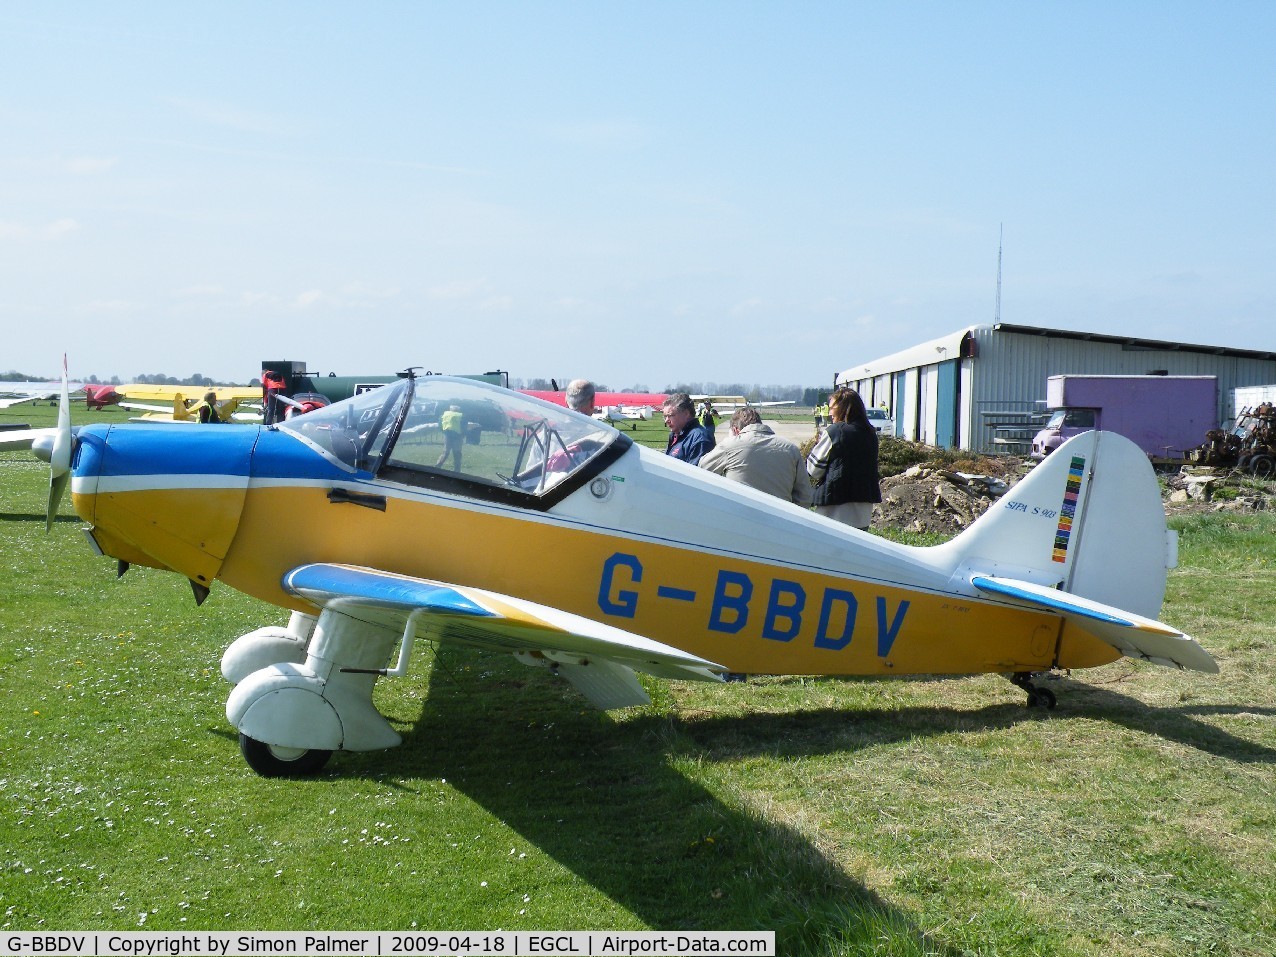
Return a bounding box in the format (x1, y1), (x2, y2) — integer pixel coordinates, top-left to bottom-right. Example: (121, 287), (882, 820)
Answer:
(70, 415), (1119, 679)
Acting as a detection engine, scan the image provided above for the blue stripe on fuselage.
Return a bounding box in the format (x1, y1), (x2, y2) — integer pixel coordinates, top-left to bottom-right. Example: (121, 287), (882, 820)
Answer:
(84, 423), (258, 477)
(79, 424), (356, 483)
(249, 427), (361, 481)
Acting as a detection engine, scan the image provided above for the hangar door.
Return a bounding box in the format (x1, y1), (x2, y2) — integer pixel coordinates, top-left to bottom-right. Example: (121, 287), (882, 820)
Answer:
(935, 359), (959, 448)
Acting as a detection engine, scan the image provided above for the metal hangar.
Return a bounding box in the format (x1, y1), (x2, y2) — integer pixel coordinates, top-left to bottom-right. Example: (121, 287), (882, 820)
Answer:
(834, 323), (1276, 454)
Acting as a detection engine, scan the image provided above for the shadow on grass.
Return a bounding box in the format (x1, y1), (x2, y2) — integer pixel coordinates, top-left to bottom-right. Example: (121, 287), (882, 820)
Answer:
(1076, 686), (1276, 763)
(675, 678), (1276, 765)
(344, 644), (962, 956)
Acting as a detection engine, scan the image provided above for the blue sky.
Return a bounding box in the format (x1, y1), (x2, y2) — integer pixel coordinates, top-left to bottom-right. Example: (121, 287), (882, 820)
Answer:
(3, 1), (1273, 390)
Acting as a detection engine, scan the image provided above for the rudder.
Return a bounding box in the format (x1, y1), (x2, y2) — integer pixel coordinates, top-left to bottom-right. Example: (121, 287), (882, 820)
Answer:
(931, 431), (1173, 620)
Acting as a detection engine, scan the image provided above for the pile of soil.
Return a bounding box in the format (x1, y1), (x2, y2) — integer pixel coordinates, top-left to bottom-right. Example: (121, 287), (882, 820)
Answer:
(869, 452), (1272, 534)
(874, 455), (1030, 534)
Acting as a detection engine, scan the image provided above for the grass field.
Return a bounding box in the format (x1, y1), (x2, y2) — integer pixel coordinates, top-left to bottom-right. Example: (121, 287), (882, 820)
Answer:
(2, 401), (1274, 955)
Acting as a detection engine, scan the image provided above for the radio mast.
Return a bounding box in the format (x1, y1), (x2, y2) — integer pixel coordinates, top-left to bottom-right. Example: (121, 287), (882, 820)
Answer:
(994, 223), (1003, 323)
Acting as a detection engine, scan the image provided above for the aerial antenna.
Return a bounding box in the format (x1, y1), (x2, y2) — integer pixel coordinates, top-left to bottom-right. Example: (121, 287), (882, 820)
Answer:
(994, 223), (1003, 324)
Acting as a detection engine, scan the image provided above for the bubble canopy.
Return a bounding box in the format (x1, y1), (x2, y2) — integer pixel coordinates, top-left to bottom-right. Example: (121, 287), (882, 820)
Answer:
(276, 376), (632, 508)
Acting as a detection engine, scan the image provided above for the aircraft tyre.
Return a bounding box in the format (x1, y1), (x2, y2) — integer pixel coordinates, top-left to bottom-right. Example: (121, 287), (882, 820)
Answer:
(1010, 671), (1057, 710)
(239, 733), (333, 777)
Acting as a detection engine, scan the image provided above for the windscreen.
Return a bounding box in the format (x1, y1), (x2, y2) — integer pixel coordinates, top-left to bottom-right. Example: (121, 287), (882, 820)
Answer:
(276, 378), (411, 471)
(277, 376), (622, 498)
(385, 377), (618, 495)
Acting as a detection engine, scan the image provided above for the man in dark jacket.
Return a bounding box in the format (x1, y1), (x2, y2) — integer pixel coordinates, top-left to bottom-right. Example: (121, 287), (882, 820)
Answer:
(661, 392), (715, 465)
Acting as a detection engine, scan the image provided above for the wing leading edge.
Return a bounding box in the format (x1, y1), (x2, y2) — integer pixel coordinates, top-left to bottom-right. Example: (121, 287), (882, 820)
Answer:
(972, 575), (1218, 673)
(281, 562), (727, 709)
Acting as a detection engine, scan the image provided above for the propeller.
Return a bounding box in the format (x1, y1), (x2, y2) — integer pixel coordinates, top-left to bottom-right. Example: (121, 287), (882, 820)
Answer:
(35, 355), (75, 532)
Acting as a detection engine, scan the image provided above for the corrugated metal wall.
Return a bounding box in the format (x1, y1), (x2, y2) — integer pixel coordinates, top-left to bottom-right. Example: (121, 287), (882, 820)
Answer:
(968, 328), (1276, 452)
(842, 324), (1276, 454)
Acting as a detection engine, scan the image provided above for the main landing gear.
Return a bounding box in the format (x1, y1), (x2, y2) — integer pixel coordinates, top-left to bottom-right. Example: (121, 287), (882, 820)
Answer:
(1009, 671), (1057, 710)
(239, 733), (334, 778)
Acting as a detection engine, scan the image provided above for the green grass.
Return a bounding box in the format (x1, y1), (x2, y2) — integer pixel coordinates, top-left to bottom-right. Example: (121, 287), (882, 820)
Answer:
(1, 401), (1274, 954)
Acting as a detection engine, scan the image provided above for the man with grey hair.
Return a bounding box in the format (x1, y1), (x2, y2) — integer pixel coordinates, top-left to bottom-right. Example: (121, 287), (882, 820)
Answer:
(565, 379), (597, 416)
(661, 391), (715, 465)
(698, 406), (812, 505)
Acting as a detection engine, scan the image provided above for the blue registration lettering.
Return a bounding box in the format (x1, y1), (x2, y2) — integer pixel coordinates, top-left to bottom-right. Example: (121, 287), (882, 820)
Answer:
(814, 588), (858, 651)
(599, 553), (642, 618)
(762, 579), (805, 641)
(876, 598), (910, 656)
(709, 570), (752, 633)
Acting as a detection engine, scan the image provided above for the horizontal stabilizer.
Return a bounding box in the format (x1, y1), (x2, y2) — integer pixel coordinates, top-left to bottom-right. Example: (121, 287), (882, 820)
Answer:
(972, 575), (1218, 674)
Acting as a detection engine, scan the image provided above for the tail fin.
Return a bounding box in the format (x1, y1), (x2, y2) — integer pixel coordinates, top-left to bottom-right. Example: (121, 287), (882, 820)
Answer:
(934, 430), (1170, 616)
(930, 431), (1215, 672)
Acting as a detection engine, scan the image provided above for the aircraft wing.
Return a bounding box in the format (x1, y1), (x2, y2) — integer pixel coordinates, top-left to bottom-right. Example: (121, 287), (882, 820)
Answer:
(114, 383), (260, 402)
(971, 575), (1219, 673)
(0, 382), (78, 408)
(282, 562), (727, 708)
(118, 401), (178, 415)
(0, 426), (49, 451)
(119, 395), (260, 423)
(0, 393), (52, 409)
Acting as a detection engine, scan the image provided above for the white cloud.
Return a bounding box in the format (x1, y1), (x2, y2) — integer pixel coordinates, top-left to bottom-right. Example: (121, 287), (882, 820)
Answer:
(542, 119), (650, 152)
(240, 291), (280, 307)
(174, 284), (226, 298)
(339, 281), (401, 299)
(80, 299), (133, 314)
(62, 156), (118, 174)
(0, 218), (82, 241)
(428, 280), (485, 301)
(43, 218), (81, 239)
(161, 96), (294, 136)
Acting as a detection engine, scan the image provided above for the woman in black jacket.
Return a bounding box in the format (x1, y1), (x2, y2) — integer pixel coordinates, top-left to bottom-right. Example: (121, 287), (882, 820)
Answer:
(805, 387), (882, 530)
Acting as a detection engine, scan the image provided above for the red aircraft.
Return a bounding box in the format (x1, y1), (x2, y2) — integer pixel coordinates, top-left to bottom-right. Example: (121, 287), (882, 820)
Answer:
(522, 389), (668, 410)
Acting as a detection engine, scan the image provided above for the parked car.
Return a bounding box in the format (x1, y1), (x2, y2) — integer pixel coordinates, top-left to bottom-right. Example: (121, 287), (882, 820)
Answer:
(866, 408), (892, 434)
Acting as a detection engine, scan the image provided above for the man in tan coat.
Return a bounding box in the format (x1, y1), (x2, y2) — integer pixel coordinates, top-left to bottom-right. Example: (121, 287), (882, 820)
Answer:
(698, 407), (812, 506)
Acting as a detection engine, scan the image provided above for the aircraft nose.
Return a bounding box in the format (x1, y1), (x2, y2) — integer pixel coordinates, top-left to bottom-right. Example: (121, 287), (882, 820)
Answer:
(73, 424), (257, 585)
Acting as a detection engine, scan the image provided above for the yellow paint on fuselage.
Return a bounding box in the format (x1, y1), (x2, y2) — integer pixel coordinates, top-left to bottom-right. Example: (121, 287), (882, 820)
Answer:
(74, 464), (1121, 677)
(74, 486), (247, 586)
(207, 484), (1119, 677)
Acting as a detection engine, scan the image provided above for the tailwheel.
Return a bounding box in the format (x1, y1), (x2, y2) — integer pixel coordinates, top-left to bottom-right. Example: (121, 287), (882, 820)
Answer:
(1009, 671), (1058, 710)
(239, 733), (333, 777)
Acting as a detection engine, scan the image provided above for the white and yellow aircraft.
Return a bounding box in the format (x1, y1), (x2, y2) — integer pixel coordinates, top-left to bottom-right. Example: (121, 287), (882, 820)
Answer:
(593, 403), (652, 423)
(106, 383), (263, 423)
(33, 368), (1216, 777)
(693, 394), (797, 412)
